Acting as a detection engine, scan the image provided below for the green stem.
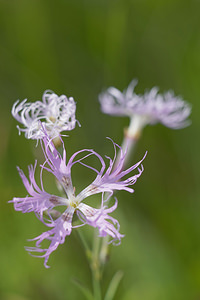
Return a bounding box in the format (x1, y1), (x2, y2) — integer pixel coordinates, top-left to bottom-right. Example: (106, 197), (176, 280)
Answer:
(92, 271), (101, 300)
(91, 230), (102, 300)
(99, 118), (143, 265)
(77, 229), (102, 300)
(77, 229), (92, 261)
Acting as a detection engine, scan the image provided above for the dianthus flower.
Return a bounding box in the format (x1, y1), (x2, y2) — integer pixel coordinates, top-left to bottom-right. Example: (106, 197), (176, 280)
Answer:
(12, 90), (78, 140)
(10, 131), (146, 268)
(99, 80), (191, 133)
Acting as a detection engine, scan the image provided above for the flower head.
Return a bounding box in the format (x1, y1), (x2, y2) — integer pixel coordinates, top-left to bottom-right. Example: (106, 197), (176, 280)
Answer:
(12, 90), (78, 140)
(99, 80), (191, 131)
(10, 131), (146, 267)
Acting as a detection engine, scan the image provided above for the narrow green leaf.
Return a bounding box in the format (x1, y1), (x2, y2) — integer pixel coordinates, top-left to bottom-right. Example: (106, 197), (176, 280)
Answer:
(104, 271), (123, 300)
(72, 278), (94, 300)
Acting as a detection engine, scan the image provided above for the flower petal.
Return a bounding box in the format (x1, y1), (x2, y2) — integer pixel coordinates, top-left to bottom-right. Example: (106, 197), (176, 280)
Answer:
(12, 90), (78, 140)
(77, 139), (146, 201)
(78, 200), (124, 245)
(9, 161), (67, 216)
(99, 80), (191, 129)
(25, 207), (74, 268)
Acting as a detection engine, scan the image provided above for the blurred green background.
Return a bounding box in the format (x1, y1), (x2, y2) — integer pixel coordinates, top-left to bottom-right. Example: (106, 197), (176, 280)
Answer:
(0, 0), (199, 299)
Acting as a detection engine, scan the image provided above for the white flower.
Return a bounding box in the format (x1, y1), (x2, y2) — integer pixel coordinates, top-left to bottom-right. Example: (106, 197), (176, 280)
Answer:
(99, 80), (191, 133)
(12, 90), (78, 140)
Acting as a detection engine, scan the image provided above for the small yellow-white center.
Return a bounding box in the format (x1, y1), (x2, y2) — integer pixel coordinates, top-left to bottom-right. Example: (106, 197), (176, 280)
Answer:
(69, 197), (79, 209)
(49, 116), (56, 123)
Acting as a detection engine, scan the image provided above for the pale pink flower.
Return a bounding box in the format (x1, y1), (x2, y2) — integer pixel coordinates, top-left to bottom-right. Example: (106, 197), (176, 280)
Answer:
(99, 80), (191, 130)
(10, 131), (146, 267)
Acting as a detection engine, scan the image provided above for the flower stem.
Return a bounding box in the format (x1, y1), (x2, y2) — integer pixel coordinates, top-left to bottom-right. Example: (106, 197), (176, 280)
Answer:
(77, 229), (102, 300)
(99, 118), (142, 265)
(91, 230), (102, 300)
(116, 115), (144, 169)
(92, 270), (101, 300)
(77, 229), (92, 260)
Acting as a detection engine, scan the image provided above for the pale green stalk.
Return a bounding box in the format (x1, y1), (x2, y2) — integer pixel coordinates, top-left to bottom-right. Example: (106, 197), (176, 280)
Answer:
(77, 229), (102, 300)
(100, 115), (144, 265)
(91, 230), (102, 300)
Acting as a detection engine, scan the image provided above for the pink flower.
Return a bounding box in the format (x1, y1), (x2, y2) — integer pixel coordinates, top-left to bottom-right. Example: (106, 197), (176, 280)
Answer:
(99, 80), (191, 129)
(10, 131), (146, 267)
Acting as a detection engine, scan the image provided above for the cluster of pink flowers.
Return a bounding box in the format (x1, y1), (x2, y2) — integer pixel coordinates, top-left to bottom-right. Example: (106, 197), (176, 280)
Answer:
(11, 82), (191, 267)
(11, 90), (146, 267)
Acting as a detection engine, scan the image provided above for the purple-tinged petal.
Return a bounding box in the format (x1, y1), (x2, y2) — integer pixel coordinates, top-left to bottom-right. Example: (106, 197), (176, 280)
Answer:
(26, 207), (74, 268)
(99, 80), (191, 130)
(77, 140), (146, 201)
(9, 162), (67, 216)
(41, 130), (107, 198)
(78, 200), (124, 245)
(99, 80), (139, 117)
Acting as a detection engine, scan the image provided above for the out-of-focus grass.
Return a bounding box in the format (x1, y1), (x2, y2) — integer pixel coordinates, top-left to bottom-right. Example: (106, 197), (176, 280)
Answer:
(0, 0), (200, 299)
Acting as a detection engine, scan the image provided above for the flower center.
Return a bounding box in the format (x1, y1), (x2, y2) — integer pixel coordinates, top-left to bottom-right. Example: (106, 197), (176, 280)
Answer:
(49, 116), (56, 123)
(69, 197), (79, 209)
